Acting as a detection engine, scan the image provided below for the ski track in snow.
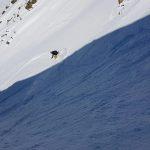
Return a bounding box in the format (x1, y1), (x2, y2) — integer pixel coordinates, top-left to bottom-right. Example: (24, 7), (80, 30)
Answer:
(1, 52), (48, 88)
(1, 49), (68, 89)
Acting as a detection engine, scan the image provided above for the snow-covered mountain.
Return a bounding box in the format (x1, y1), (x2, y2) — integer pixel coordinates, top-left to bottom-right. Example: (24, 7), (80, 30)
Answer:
(0, 0), (150, 150)
(0, 0), (149, 90)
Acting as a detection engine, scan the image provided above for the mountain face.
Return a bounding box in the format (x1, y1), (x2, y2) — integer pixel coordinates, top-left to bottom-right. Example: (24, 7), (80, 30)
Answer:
(0, 0), (149, 90)
(0, 0), (150, 150)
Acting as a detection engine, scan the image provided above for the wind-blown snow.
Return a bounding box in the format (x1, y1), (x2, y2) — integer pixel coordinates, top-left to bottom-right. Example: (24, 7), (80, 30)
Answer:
(0, 0), (150, 150)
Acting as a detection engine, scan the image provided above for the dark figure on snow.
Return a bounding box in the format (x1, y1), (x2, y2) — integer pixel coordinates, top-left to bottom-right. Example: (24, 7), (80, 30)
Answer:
(51, 50), (59, 59)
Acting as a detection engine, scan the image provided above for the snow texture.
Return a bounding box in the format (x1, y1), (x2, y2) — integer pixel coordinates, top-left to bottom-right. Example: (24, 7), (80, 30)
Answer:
(0, 15), (150, 150)
(0, 0), (150, 150)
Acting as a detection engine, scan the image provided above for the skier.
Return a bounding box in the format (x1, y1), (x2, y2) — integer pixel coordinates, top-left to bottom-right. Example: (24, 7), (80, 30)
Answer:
(50, 50), (59, 59)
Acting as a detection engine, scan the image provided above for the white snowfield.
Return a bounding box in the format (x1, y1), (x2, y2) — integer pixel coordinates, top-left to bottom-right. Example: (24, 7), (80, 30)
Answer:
(0, 0), (149, 90)
(0, 0), (150, 150)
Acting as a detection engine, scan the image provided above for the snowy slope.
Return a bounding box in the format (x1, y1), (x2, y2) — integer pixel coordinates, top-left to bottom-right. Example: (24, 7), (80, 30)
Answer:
(0, 0), (150, 150)
(0, 0), (149, 90)
(0, 15), (150, 150)
(0, 0), (116, 90)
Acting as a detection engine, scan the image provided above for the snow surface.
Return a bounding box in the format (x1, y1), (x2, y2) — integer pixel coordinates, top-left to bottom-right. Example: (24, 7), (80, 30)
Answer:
(0, 0), (150, 150)
(0, 0), (149, 90)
